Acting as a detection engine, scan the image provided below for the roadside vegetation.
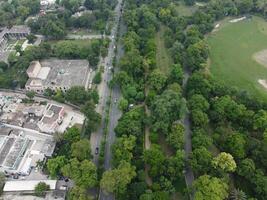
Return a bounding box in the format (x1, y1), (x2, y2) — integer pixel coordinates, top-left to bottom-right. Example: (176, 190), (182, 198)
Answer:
(98, 0), (267, 200)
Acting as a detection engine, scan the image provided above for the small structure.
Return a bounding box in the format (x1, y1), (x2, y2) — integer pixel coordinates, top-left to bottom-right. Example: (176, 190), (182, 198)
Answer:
(3, 180), (57, 192)
(37, 103), (64, 134)
(25, 59), (91, 93)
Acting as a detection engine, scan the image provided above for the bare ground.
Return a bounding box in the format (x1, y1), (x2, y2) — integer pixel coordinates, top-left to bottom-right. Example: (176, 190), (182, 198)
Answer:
(253, 49), (267, 68)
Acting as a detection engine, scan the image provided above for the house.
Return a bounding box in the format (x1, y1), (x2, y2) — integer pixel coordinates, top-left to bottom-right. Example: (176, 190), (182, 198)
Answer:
(37, 104), (64, 134)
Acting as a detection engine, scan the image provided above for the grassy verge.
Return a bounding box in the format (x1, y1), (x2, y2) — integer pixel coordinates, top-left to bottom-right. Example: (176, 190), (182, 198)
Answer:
(155, 25), (173, 74)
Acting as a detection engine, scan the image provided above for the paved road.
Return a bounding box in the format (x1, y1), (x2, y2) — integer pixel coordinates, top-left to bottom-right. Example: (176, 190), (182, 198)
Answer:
(66, 34), (112, 40)
(182, 69), (194, 199)
(98, 2), (125, 200)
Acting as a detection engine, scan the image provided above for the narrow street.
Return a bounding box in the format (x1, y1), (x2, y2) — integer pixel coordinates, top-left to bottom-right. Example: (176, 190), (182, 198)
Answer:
(182, 69), (194, 199)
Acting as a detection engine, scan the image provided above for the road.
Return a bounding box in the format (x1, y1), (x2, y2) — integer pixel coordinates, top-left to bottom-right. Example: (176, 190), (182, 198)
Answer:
(90, 0), (123, 165)
(66, 34), (112, 40)
(98, 2), (126, 200)
(183, 69), (194, 199)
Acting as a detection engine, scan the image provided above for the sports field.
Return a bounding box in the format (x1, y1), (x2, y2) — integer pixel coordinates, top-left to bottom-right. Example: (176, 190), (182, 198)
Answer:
(208, 16), (267, 100)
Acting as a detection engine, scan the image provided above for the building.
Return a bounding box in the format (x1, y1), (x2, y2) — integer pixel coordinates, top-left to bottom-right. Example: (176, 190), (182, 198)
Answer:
(3, 180), (57, 193)
(25, 59), (91, 93)
(0, 26), (30, 52)
(3, 180), (66, 200)
(37, 103), (64, 134)
(0, 128), (55, 175)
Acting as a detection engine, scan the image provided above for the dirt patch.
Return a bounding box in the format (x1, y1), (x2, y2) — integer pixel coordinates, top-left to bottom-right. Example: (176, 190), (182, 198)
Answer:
(253, 49), (267, 68)
(258, 79), (267, 90)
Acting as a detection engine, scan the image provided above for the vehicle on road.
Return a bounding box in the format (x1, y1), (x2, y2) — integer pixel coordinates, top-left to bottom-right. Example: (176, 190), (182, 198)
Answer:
(95, 147), (99, 155)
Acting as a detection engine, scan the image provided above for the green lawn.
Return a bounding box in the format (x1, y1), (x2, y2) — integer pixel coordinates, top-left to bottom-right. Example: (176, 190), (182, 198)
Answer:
(208, 16), (267, 100)
(174, 1), (204, 17)
(47, 39), (92, 47)
(156, 25), (173, 74)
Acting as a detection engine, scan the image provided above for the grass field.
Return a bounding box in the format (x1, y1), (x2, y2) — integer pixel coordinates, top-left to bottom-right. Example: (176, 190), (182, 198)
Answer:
(174, 1), (206, 17)
(208, 16), (267, 100)
(156, 25), (173, 74)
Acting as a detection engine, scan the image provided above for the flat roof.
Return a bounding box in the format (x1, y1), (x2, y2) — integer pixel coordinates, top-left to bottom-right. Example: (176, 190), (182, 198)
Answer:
(42, 59), (89, 88)
(3, 180), (57, 192)
(26, 59), (90, 88)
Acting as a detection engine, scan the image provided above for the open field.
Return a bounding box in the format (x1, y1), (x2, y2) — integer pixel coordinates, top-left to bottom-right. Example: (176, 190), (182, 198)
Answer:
(208, 16), (267, 100)
(175, 1), (206, 16)
(156, 25), (173, 74)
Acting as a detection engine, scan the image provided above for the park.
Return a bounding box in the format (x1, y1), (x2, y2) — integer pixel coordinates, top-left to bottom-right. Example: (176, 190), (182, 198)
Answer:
(208, 16), (267, 100)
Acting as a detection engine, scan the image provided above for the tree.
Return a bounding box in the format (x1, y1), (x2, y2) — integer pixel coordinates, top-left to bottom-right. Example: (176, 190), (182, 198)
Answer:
(143, 145), (165, 178)
(34, 182), (50, 197)
(65, 86), (90, 105)
(165, 150), (185, 180)
(192, 129), (212, 149)
(26, 91), (35, 100)
(100, 161), (136, 196)
(166, 123), (184, 150)
(115, 107), (144, 137)
(93, 71), (102, 84)
(0, 61), (8, 71)
(168, 64), (183, 84)
(191, 109), (209, 127)
(69, 186), (93, 200)
(118, 98), (129, 111)
(112, 135), (136, 167)
(190, 147), (213, 175)
(230, 188), (247, 200)
(186, 40), (209, 71)
(237, 158), (255, 179)
(63, 126), (80, 143)
(151, 89), (181, 134)
(212, 152), (237, 173)
(148, 69), (167, 92)
(47, 156), (67, 178)
(81, 101), (101, 133)
(61, 159), (97, 189)
(193, 175), (229, 200)
(253, 110), (267, 131)
(188, 94), (209, 112)
(71, 139), (91, 161)
(26, 34), (37, 44)
(0, 172), (5, 195)
(224, 133), (246, 159)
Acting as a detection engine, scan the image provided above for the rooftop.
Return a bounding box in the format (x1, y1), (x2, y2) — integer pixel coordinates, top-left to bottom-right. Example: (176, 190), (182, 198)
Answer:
(3, 180), (57, 192)
(26, 59), (90, 89)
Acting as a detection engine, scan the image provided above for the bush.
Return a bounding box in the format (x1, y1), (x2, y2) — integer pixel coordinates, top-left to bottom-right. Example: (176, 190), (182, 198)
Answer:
(34, 182), (50, 197)
(93, 71), (102, 84)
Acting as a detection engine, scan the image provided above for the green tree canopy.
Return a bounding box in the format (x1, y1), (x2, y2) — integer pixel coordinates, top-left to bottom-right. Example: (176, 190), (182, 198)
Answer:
(100, 161), (136, 196)
(71, 139), (91, 161)
(212, 152), (237, 173)
(193, 175), (229, 200)
(34, 182), (50, 197)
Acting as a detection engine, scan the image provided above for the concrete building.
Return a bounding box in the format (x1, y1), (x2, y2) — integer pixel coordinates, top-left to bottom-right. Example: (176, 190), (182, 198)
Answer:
(25, 59), (91, 93)
(0, 26), (30, 52)
(37, 104), (64, 134)
(0, 128), (55, 175)
(3, 180), (66, 200)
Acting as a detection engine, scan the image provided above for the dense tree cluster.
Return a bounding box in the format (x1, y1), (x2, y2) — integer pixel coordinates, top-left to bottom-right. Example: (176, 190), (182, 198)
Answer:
(27, 0), (117, 38)
(47, 127), (96, 199)
(0, 0), (40, 26)
(112, 0), (267, 199)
